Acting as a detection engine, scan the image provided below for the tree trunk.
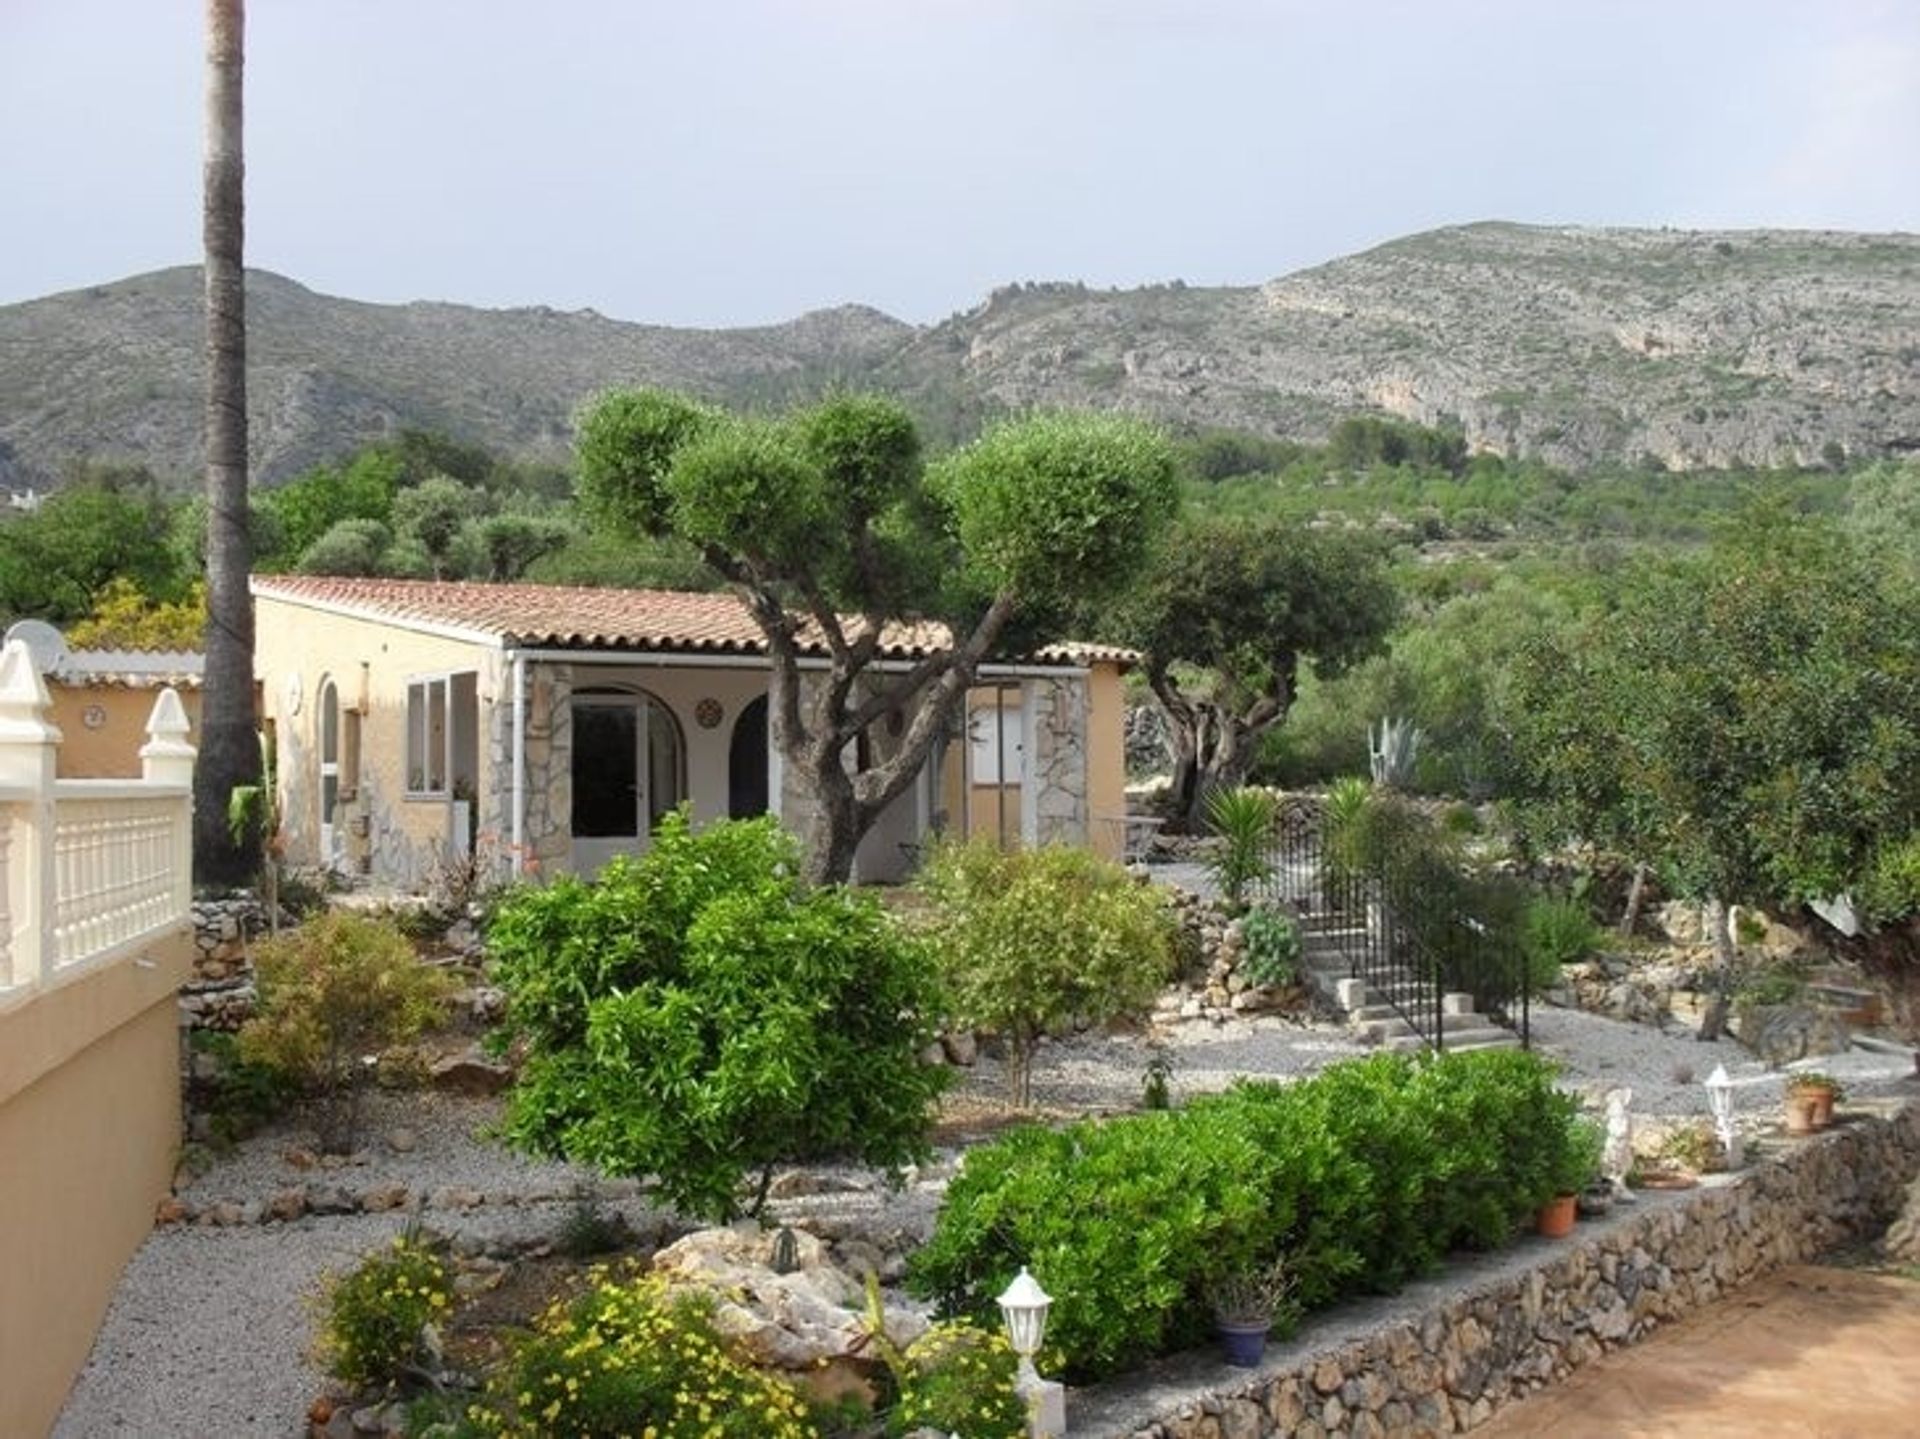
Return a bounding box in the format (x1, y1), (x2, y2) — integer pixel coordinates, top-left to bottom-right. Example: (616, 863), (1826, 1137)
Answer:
(1697, 894), (1735, 1041)
(1172, 706), (1260, 830)
(193, 0), (262, 886)
(1618, 862), (1649, 939)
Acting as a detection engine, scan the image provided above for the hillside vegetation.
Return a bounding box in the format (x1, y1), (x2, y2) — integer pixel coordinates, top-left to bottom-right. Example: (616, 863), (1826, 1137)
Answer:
(2, 222), (1915, 489)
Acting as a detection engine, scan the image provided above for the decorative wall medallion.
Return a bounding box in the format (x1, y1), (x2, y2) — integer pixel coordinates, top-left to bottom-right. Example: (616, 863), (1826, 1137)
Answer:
(284, 672), (303, 715)
(82, 703), (107, 730)
(694, 697), (724, 730)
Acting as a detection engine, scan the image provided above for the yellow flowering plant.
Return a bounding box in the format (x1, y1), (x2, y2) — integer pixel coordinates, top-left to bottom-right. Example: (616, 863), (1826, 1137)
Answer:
(318, 1233), (453, 1389)
(469, 1272), (815, 1438)
(889, 1322), (1026, 1438)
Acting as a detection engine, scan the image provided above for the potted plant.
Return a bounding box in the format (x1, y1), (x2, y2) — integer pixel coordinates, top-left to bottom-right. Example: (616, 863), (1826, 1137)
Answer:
(1539, 1115), (1603, 1238)
(1207, 1258), (1291, 1368)
(1783, 1071), (1844, 1134)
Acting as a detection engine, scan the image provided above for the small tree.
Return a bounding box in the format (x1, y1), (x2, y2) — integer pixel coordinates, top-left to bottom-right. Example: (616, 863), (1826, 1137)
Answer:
(916, 840), (1177, 1106)
(239, 911), (451, 1152)
(1123, 518), (1399, 829)
(487, 811), (948, 1221)
(576, 390), (1179, 883)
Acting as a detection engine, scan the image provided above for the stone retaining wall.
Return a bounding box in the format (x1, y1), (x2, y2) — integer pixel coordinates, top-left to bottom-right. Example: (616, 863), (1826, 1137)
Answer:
(1079, 1098), (1920, 1438)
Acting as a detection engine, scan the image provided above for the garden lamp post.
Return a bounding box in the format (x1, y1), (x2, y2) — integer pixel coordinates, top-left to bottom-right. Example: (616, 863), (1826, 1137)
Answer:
(1705, 1064), (1741, 1168)
(998, 1267), (1066, 1437)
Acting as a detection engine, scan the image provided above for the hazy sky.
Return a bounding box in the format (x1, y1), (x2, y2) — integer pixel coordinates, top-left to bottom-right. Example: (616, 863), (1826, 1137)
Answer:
(3, 1), (1916, 327)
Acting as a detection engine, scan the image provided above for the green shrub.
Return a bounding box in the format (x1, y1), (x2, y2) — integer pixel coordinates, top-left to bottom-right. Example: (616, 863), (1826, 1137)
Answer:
(488, 811), (948, 1222)
(909, 1049), (1573, 1382)
(240, 910), (453, 1152)
(890, 1322), (1026, 1438)
(915, 840), (1177, 1106)
(469, 1272), (814, 1438)
(318, 1232), (452, 1389)
(1239, 904), (1301, 987)
(1861, 831), (1920, 924)
(1205, 786), (1277, 910)
(188, 1029), (297, 1145)
(1521, 895), (1602, 988)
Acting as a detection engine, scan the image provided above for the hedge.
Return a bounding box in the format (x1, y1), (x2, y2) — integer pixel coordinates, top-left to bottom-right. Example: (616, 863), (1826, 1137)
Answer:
(907, 1049), (1578, 1382)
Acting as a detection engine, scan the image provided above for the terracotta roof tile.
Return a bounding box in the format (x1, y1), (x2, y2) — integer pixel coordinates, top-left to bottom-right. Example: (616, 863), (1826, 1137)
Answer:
(251, 576), (1131, 666)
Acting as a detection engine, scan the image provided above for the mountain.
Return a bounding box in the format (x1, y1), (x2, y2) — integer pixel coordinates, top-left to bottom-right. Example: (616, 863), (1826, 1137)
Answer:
(1, 222), (1916, 487)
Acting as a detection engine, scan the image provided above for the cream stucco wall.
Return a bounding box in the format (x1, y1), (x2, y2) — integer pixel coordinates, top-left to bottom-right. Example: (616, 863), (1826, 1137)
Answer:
(1085, 660), (1127, 861)
(255, 596), (502, 884)
(44, 684), (205, 779)
(0, 929), (193, 1438)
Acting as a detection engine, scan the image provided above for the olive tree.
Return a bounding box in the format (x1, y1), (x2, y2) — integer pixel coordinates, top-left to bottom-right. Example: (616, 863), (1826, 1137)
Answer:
(1501, 512), (1920, 1037)
(1122, 518), (1399, 828)
(576, 390), (1179, 883)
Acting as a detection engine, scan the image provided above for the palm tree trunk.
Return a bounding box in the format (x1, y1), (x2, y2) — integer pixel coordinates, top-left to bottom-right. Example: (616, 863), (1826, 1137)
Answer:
(194, 0), (262, 886)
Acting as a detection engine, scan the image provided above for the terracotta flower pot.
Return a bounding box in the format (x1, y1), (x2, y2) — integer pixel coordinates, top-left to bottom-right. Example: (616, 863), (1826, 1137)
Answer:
(1783, 1092), (1820, 1136)
(1536, 1192), (1577, 1238)
(1806, 1087), (1837, 1130)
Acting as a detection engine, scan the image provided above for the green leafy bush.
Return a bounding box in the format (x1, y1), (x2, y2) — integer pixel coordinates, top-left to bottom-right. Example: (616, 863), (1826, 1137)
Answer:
(1520, 894), (1602, 990)
(318, 1233), (452, 1389)
(909, 1049), (1574, 1382)
(488, 811), (948, 1221)
(240, 910), (453, 1152)
(187, 1029), (297, 1145)
(1205, 786), (1277, 910)
(889, 1322), (1026, 1438)
(1861, 831), (1920, 924)
(469, 1271), (814, 1437)
(915, 840), (1177, 1106)
(1238, 904), (1301, 987)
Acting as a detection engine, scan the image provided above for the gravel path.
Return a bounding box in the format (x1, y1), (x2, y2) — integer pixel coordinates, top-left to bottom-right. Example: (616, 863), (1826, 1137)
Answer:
(58, 992), (1919, 1436)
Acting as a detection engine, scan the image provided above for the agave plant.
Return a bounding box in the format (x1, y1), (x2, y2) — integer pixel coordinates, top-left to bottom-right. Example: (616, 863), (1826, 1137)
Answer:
(1368, 715), (1425, 789)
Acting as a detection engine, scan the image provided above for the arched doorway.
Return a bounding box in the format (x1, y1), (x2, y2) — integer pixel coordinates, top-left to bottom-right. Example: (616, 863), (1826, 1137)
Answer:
(729, 694), (769, 818)
(570, 689), (685, 872)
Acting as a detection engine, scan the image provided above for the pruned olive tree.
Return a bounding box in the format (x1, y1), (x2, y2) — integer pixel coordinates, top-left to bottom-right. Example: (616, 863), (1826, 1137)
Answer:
(1122, 518), (1400, 829)
(576, 390), (1179, 884)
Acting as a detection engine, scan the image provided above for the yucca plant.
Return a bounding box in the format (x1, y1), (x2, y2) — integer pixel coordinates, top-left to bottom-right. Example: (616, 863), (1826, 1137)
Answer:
(1205, 786), (1278, 911)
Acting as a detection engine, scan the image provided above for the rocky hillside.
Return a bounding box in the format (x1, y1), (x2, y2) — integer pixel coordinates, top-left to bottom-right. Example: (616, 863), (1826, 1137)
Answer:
(2, 222), (1916, 487)
(0, 266), (910, 487)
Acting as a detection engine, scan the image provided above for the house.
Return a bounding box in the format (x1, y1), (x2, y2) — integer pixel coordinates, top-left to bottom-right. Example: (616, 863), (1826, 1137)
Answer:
(251, 577), (1131, 887)
(2, 620), (205, 778)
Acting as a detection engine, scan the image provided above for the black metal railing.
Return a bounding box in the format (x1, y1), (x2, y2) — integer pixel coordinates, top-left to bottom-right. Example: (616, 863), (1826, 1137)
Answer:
(1262, 796), (1530, 1052)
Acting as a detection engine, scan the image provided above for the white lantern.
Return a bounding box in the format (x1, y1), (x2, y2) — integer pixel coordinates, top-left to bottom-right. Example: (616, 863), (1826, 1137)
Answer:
(997, 1266), (1065, 1436)
(997, 1266), (1051, 1386)
(1705, 1064), (1738, 1165)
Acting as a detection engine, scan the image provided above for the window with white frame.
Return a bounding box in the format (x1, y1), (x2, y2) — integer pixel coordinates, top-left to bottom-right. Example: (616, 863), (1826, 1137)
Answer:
(406, 676), (449, 795)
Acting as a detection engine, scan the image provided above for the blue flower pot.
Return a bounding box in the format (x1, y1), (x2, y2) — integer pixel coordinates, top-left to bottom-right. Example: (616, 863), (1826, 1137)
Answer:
(1218, 1320), (1269, 1367)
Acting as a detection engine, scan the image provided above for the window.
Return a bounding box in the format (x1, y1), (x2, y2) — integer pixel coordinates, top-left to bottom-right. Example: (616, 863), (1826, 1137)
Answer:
(406, 677), (448, 795)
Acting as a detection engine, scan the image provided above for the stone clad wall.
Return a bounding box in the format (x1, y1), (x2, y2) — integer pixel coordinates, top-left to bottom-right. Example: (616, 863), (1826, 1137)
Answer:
(1084, 1101), (1920, 1439)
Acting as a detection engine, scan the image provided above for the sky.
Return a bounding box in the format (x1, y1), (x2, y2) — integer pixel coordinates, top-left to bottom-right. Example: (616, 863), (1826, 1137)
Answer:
(2, 1), (1916, 328)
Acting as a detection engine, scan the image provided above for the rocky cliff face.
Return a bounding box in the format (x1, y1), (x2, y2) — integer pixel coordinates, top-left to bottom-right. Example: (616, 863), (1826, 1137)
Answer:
(2, 222), (1915, 488)
(889, 224), (1920, 471)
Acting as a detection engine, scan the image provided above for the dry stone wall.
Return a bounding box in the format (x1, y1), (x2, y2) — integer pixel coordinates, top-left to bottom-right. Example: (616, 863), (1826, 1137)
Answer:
(1078, 1099), (1920, 1438)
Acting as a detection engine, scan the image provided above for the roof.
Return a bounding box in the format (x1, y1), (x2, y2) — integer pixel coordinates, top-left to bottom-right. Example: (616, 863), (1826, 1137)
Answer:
(49, 650), (205, 690)
(251, 576), (1134, 668)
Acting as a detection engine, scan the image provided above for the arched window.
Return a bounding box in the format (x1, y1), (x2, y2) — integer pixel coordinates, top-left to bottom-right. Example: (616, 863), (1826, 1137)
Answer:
(317, 676), (340, 865)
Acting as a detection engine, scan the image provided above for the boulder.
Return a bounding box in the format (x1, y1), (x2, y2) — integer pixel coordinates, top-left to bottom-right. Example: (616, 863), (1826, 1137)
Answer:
(429, 1051), (512, 1096)
(1732, 1002), (1852, 1064)
(651, 1225), (927, 1384)
(1885, 1173), (1920, 1266)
